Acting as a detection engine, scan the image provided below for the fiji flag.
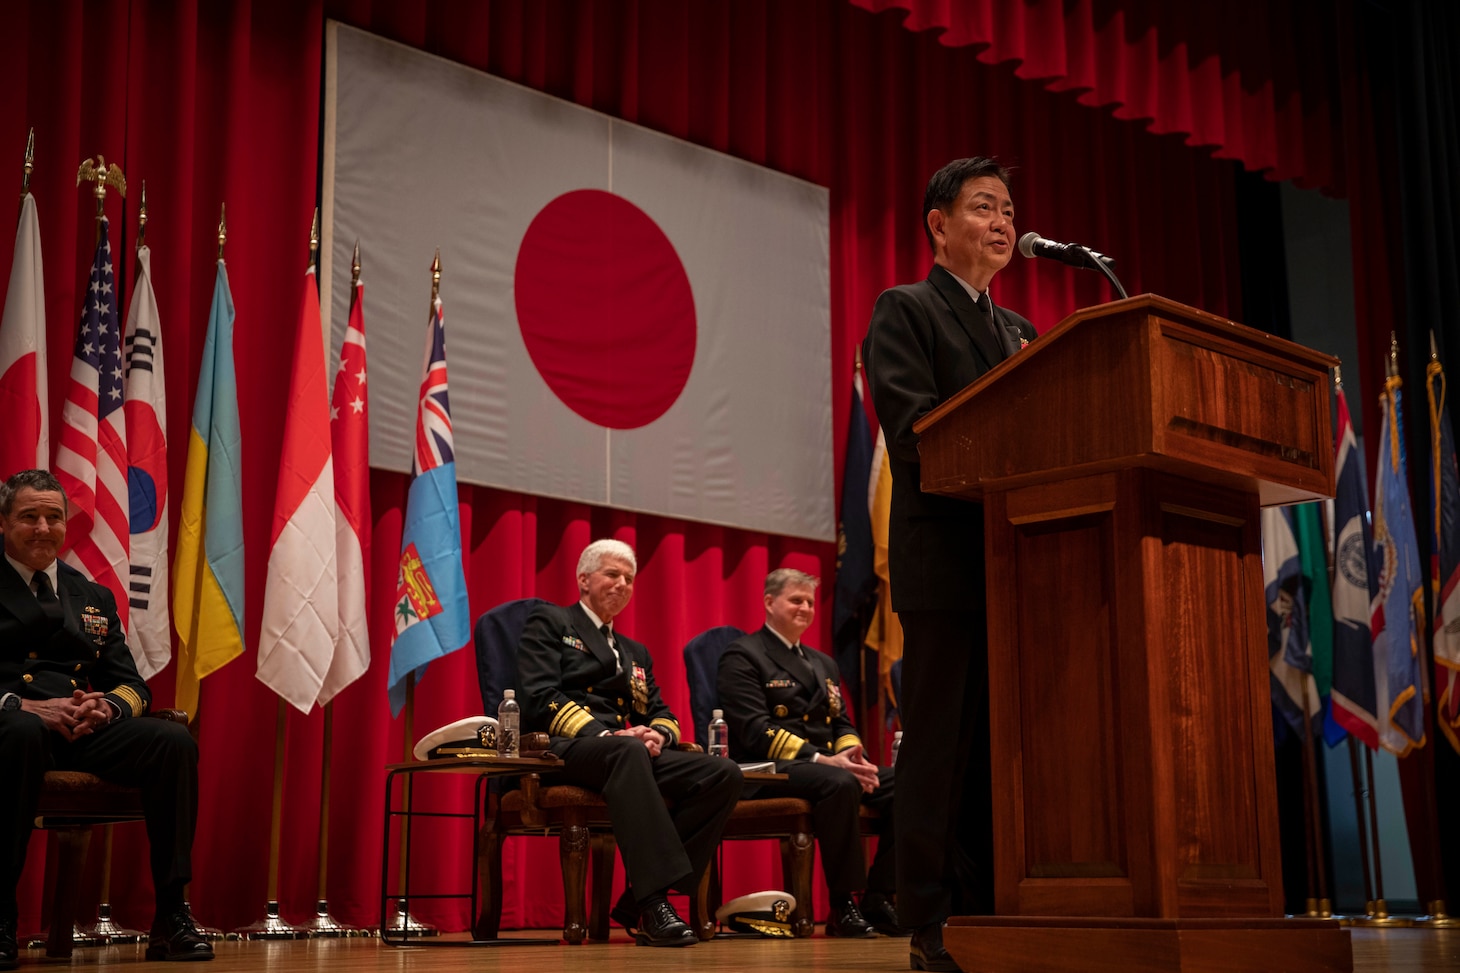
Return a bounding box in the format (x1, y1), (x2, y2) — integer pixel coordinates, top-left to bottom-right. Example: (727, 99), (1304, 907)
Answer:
(1329, 387), (1379, 748)
(387, 280), (470, 716)
(1371, 373), (1427, 755)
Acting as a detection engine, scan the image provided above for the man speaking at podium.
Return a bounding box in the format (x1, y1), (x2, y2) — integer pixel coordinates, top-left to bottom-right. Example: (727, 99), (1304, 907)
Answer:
(861, 158), (1036, 972)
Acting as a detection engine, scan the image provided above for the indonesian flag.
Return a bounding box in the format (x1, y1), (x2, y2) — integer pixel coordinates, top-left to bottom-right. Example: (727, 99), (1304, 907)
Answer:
(123, 243), (171, 679)
(56, 217), (129, 627)
(318, 271), (370, 706)
(0, 192), (47, 479)
(257, 260), (338, 712)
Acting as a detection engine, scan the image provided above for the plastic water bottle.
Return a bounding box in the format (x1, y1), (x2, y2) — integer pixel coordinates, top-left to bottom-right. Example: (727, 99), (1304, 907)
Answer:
(708, 708), (730, 758)
(890, 730), (903, 767)
(498, 689), (520, 758)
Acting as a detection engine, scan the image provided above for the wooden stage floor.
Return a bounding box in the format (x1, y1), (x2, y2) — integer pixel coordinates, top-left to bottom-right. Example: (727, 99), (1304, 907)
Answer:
(17, 926), (1460, 973)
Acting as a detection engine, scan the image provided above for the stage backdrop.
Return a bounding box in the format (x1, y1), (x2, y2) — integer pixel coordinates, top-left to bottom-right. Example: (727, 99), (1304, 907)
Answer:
(0, 0), (1320, 938)
(322, 22), (834, 541)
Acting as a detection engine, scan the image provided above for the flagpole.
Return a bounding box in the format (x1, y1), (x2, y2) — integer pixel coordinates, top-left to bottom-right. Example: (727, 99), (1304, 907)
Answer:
(19, 127), (33, 206)
(1349, 340), (1416, 927)
(307, 233), (366, 938)
(1297, 678), (1331, 917)
(235, 698), (307, 939)
(1344, 737), (1375, 919)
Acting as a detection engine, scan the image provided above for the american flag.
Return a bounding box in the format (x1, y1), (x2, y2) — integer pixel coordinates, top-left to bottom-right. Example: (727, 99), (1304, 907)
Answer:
(414, 295), (454, 473)
(56, 217), (129, 626)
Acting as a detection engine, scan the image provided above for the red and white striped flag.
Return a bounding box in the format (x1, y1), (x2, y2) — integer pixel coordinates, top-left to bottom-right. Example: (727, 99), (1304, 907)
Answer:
(56, 217), (129, 625)
(257, 257), (338, 712)
(318, 266), (370, 705)
(123, 242), (170, 679)
(0, 191), (48, 480)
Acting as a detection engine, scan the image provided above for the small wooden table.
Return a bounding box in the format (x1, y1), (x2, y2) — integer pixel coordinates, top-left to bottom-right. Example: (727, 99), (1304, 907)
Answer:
(380, 754), (563, 947)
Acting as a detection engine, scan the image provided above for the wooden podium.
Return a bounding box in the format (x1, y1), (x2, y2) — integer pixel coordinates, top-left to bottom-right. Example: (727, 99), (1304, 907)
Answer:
(913, 296), (1351, 972)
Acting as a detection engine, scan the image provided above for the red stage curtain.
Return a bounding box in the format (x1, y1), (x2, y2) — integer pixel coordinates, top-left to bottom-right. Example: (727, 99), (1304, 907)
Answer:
(849, 0), (1354, 193)
(3, 0), (1246, 933)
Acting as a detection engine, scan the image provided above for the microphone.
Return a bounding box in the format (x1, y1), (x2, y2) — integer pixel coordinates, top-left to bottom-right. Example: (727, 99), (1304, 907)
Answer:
(1017, 231), (1114, 269)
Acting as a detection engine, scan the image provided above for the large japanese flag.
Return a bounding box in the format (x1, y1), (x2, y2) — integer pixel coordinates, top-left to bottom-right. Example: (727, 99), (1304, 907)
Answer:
(321, 22), (832, 541)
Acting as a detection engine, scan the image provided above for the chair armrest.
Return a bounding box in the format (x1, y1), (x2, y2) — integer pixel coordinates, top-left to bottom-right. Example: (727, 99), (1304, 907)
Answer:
(149, 709), (190, 725)
(676, 742), (703, 753)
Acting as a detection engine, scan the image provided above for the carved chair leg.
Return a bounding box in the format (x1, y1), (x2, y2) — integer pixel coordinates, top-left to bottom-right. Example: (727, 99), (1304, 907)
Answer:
(587, 833), (615, 941)
(473, 828), (506, 941)
(559, 820), (590, 945)
(781, 831), (816, 938)
(47, 826), (93, 958)
(689, 860), (715, 941)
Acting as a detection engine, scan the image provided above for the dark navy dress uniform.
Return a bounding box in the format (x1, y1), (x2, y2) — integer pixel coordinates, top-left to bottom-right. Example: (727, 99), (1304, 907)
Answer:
(517, 601), (741, 901)
(0, 557), (199, 923)
(717, 625), (895, 896)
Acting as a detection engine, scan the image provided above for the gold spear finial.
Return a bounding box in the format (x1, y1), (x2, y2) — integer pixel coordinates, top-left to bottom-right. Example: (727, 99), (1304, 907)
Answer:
(430, 248), (441, 302)
(76, 155), (126, 226)
(1431, 330), (1440, 362)
(309, 207), (320, 269)
(21, 128), (34, 198)
(1387, 332), (1399, 379)
(1333, 363), (1343, 390)
(351, 240), (361, 286)
(217, 203), (227, 260)
(137, 182), (148, 249)
(854, 346), (863, 371)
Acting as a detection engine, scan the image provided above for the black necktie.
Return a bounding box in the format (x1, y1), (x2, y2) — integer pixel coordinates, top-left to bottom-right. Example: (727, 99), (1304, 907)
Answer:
(33, 571), (62, 623)
(600, 624), (622, 673)
(791, 643), (806, 661)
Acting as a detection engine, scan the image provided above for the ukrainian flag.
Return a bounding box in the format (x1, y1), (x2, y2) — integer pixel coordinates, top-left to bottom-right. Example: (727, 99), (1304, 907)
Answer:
(172, 260), (245, 717)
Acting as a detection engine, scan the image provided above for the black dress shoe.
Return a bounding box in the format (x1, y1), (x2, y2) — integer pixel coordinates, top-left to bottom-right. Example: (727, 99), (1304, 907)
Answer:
(825, 897), (876, 937)
(609, 889), (639, 932)
(633, 899), (697, 947)
(0, 917), (17, 972)
(910, 921), (963, 972)
(146, 905), (215, 962)
(861, 892), (905, 936)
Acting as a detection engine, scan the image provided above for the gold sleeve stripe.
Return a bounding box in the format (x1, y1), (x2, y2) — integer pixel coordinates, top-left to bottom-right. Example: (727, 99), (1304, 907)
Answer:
(833, 734), (862, 754)
(768, 729), (806, 762)
(549, 702), (594, 738)
(558, 708), (596, 737)
(111, 686), (146, 717)
(650, 718), (680, 746)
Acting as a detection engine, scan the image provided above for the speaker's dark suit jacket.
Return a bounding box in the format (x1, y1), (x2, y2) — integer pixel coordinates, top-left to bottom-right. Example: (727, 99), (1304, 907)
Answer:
(860, 262), (1035, 926)
(861, 263), (1035, 612)
(0, 557), (198, 919)
(516, 601), (740, 899)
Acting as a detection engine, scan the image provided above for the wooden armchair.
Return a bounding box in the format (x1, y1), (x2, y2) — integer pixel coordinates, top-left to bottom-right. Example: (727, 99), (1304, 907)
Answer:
(34, 708), (190, 959)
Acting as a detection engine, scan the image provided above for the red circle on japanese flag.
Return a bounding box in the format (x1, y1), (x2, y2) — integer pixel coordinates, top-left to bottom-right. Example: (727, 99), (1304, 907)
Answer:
(515, 190), (697, 429)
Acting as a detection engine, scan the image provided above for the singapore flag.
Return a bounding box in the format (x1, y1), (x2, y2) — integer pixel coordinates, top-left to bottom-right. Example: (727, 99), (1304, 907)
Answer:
(322, 22), (832, 542)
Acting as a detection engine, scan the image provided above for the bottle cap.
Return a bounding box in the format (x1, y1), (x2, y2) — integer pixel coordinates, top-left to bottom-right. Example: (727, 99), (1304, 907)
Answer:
(894, 731), (903, 739)
(712, 708), (724, 719)
(503, 689), (515, 699)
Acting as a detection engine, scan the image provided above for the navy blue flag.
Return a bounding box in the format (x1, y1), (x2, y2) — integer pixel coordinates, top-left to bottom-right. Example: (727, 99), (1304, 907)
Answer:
(832, 369), (876, 703)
